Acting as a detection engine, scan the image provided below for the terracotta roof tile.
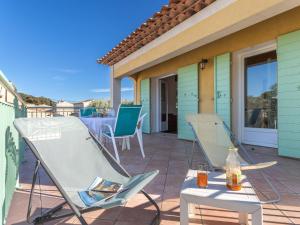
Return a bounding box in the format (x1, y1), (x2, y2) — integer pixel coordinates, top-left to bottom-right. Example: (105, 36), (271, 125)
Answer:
(98, 0), (216, 65)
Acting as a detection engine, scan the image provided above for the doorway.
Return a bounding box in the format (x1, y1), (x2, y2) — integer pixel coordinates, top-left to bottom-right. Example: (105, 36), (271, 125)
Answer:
(238, 44), (278, 148)
(159, 75), (178, 133)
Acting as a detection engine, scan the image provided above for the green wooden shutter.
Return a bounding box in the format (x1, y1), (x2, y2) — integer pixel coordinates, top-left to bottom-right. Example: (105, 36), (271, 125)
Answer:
(178, 64), (198, 140)
(277, 30), (300, 158)
(140, 78), (151, 133)
(214, 53), (231, 128)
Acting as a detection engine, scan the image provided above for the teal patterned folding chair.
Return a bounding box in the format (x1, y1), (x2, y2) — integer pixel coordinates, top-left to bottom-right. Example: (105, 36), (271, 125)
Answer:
(102, 104), (144, 163)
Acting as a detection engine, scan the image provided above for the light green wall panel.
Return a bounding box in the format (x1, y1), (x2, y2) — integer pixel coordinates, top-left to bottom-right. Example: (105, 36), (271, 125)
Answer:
(140, 78), (151, 133)
(214, 53), (231, 128)
(0, 101), (26, 225)
(277, 29), (300, 158)
(177, 64), (198, 140)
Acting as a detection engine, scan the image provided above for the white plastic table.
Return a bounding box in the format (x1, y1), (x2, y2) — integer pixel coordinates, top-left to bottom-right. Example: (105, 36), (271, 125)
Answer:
(180, 170), (262, 225)
(80, 117), (115, 138)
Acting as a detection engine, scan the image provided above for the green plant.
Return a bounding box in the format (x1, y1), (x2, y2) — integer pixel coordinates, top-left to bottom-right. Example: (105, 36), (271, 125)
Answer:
(19, 92), (55, 106)
(89, 99), (111, 115)
(121, 99), (134, 105)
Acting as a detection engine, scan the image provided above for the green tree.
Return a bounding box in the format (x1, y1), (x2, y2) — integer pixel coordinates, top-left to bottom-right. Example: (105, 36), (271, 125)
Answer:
(19, 93), (55, 106)
(89, 99), (111, 115)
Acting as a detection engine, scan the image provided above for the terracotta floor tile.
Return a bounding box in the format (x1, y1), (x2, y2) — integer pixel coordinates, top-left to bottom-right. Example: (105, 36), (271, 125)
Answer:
(125, 193), (162, 209)
(161, 200), (180, 214)
(262, 214), (293, 225)
(114, 221), (147, 225)
(83, 207), (122, 220)
(143, 184), (164, 199)
(200, 215), (238, 224)
(275, 194), (300, 211)
(7, 134), (300, 225)
(72, 217), (114, 225)
(280, 210), (300, 224)
(165, 174), (186, 188)
(162, 185), (181, 200)
(6, 191), (68, 225)
(117, 207), (157, 224)
(159, 220), (180, 225)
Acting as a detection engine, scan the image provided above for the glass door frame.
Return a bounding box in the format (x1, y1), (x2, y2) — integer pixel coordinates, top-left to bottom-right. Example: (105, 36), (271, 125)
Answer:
(156, 73), (177, 133)
(236, 41), (278, 148)
(159, 79), (168, 131)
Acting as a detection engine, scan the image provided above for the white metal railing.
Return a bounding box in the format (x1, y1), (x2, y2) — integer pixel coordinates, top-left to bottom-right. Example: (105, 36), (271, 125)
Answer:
(26, 106), (111, 118)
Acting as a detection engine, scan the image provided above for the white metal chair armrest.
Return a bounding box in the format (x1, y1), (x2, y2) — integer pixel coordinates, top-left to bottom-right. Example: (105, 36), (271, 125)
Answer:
(102, 123), (115, 137)
(135, 113), (147, 158)
(137, 113), (147, 131)
(102, 123), (120, 162)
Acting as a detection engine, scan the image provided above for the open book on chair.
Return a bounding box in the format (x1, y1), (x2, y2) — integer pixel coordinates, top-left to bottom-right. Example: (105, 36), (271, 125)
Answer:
(78, 177), (124, 206)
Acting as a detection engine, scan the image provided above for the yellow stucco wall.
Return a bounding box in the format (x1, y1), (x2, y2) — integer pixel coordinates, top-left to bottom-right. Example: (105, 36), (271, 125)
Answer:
(199, 58), (214, 113)
(135, 6), (300, 104)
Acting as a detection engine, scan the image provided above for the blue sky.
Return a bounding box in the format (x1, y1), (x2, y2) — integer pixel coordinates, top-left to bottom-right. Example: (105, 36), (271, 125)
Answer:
(0, 0), (167, 101)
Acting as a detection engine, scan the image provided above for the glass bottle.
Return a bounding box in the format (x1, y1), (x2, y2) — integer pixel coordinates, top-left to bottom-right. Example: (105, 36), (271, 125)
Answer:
(226, 147), (242, 191)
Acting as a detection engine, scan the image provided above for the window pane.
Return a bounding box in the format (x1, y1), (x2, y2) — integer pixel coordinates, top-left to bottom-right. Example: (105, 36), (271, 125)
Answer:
(245, 51), (277, 129)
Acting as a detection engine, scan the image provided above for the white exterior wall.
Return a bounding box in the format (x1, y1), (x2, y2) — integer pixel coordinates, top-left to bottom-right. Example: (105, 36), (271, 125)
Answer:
(0, 70), (24, 106)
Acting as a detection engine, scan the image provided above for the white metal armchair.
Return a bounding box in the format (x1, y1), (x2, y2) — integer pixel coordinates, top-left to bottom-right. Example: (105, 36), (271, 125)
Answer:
(102, 105), (146, 163)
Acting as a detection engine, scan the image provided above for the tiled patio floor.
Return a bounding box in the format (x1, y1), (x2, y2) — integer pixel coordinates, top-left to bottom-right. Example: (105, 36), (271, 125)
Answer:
(6, 133), (300, 225)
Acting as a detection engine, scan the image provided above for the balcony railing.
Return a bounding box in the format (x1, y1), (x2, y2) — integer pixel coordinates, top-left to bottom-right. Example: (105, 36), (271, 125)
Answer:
(26, 106), (111, 118)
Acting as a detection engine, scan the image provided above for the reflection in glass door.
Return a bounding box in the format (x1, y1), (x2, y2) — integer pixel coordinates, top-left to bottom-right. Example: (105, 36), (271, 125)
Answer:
(243, 50), (278, 147)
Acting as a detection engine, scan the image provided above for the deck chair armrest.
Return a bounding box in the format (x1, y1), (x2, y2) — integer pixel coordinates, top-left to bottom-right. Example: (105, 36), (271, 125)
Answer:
(102, 123), (114, 136)
(241, 161), (277, 171)
(116, 170), (159, 200)
(91, 170), (159, 209)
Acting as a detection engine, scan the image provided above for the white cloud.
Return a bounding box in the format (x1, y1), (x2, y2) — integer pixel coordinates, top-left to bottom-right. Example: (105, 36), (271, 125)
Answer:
(90, 88), (110, 93)
(52, 75), (66, 81)
(52, 68), (81, 74)
(90, 87), (133, 93)
(121, 87), (134, 92)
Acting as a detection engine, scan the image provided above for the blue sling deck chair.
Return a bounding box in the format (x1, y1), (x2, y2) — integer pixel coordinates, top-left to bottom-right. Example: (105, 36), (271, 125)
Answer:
(14, 117), (160, 225)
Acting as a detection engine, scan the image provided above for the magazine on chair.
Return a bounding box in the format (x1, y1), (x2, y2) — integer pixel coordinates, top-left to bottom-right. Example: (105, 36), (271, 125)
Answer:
(78, 177), (124, 206)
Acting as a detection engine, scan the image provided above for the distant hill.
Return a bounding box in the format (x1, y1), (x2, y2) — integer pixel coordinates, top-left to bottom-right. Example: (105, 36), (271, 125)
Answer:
(19, 92), (55, 106)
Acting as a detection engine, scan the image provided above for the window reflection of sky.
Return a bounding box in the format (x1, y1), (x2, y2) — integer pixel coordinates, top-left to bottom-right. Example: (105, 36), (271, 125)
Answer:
(247, 61), (277, 97)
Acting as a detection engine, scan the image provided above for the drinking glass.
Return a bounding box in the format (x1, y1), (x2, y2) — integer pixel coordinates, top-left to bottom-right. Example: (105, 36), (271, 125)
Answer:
(197, 165), (208, 188)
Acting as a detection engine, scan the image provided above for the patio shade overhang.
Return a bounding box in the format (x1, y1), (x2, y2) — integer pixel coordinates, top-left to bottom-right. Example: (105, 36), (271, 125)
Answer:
(97, 0), (300, 78)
